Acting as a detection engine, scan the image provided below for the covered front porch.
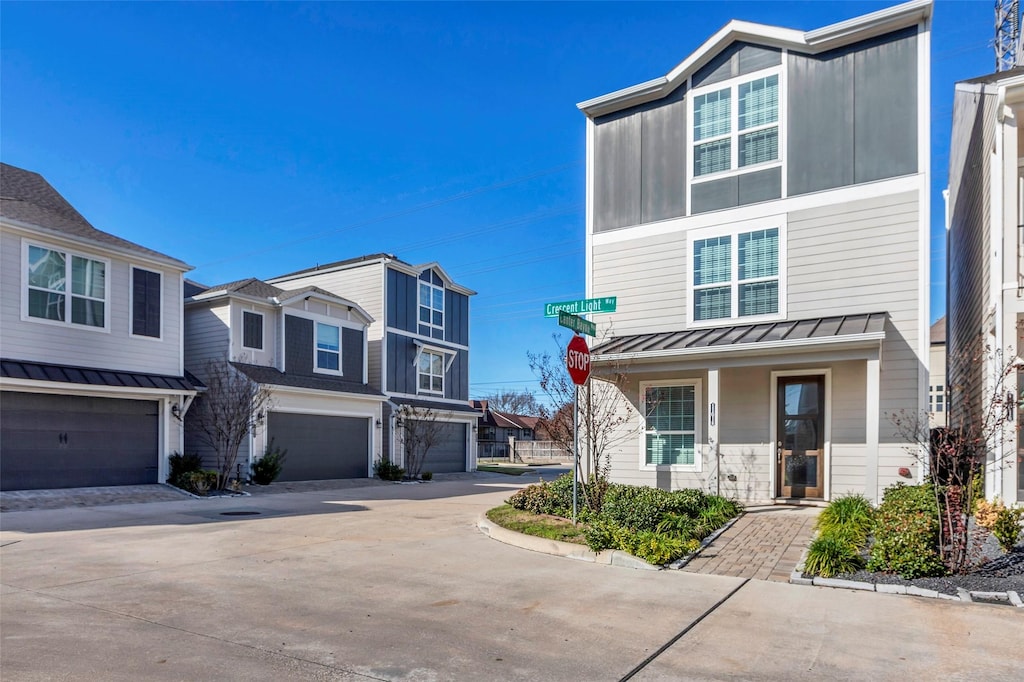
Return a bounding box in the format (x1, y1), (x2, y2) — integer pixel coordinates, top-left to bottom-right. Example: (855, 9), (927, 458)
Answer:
(592, 313), (919, 504)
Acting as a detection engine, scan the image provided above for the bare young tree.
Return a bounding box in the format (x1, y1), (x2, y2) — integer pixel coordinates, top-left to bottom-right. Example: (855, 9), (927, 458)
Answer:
(181, 359), (273, 490)
(528, 333), (638, 510)
(479, 389), (542, 415)
(397, 405), (447, 479)
(890, 339), (1019, 574)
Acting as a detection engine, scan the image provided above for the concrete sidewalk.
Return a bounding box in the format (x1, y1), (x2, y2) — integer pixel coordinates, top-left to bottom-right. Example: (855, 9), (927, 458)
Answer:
(682, 505), (820, 581)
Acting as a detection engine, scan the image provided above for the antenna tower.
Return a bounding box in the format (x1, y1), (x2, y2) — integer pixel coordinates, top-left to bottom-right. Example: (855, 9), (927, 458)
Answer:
(996, 0), (1022, 71)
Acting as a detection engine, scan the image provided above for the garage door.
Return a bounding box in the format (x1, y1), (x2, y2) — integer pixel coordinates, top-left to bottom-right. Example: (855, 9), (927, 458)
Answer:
(267, 412), (370, 481)
(0, 392), (159, 491)
(419, 421), (467, 474)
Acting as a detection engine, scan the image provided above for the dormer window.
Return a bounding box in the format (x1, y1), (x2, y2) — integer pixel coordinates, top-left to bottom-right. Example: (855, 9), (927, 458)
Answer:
(418, 271), (444, 340)
(692, 71), (780, 178)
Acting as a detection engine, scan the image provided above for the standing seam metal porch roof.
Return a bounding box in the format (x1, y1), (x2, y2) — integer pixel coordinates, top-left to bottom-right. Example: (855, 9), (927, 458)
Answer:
(592, 313), (888, 359)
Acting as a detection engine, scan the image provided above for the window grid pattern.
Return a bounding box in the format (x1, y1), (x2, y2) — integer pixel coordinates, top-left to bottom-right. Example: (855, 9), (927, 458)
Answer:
(418, 281), (445, 340)
(693, 72), (779, 178)
(692, 228), (780, 322)
(418, 350), (444, 394)
(27, 245), (106, 327)
(644, 385), (696, 466)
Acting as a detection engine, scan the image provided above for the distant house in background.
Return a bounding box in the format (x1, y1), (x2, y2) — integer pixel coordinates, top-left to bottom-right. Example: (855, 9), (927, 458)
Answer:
(946, 66), (1024, 506)
(580, 0), (932, 503)
(183, 277), (385, 481)
(268, 254), (479, 473)
(0, 162), (196, 490)
(472, 399), (540, 459)
(929, 317), (946, 428)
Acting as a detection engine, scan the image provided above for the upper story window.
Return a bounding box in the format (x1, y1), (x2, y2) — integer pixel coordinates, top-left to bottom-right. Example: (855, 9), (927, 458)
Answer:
(642, 382), (700, 469)
(26, 243), (107, 329)
(315, 322), (341, 373)
(691, 226), (782, 323)
(692, 72), (779, 178)
(418, 271), (444, 340)
(417, 349), (444, 395)
(131, 267), (162, 338)
(242, 311), (264, 350)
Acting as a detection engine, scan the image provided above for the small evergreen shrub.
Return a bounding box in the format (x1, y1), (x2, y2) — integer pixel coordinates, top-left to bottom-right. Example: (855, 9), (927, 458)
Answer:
(991, 507), (1023, 553)
(373, 457), (405, 482)
(184, 470), (218, 496)
(804, 534), (862, 578)
(974, 498), (1006, 530)
(167, 451), (203, 489)
(421, 471), (433, 481)
(252, 442), (287, 485)
(507, 480), (554, 514)
(867, 483), (946, 578)
(583, 516), (619, 552)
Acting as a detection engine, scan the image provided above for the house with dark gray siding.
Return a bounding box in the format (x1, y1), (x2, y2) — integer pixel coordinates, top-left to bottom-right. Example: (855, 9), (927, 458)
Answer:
(184, 277), (386, 481)
(268, 255), (478, 473)
(946, 66), (1024, 507)
(579, 0), (931, 503)
(0, 162), (197, 490)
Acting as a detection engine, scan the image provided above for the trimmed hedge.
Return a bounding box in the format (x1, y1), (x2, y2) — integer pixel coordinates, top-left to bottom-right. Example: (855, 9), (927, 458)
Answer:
(867, 483), (945, 579)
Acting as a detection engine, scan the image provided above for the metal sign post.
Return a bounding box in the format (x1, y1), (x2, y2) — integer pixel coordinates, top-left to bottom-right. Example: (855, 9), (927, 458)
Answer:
(573, 384), (579, 523)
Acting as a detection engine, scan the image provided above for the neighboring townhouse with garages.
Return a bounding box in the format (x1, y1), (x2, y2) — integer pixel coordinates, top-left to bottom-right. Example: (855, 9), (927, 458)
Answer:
(184, 277), (386, 481)
(577, 0), (932, 504)
(947, 66), (1024, 507)
(268, 254), (479, 473)
(0, 162), (197, 490)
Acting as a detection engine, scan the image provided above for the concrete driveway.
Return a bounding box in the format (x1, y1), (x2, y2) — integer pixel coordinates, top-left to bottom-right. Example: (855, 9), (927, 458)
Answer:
(1, 476), (1021, 681)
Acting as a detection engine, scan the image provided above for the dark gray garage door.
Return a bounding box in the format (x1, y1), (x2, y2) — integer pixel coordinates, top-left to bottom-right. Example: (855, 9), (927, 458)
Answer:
(420, 422), (467, 474)
(0, 392), (159, 491)
(267, 412), (370, 481)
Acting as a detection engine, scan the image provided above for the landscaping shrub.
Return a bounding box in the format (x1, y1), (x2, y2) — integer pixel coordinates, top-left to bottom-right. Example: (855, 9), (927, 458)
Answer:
(184, 470), (218, 495)
(816, 494), (874, 542)
(602, 485), (719, 532)
(167, 452), (203, 489)
(629, 530), (688, 565)
(583, 516), (620, 552)
(373, 457), (405, 482)
(421, 471), (433, 481)
(867, 483), (946, 578)
(507, 480), (555, 514)
(252, 442), (287, 485)
(656, 512), (700, 540)
(974, 497), (1006, 530)
(991, 506), (1023, 553)
(804, 534), (862, 578)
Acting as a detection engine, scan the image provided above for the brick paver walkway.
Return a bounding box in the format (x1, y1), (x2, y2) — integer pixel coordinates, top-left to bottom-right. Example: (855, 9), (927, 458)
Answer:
(682, 505), (820, 582)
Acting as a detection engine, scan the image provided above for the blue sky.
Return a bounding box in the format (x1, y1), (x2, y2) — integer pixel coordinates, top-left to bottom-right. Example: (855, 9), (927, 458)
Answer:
(1, 1), (996, 399)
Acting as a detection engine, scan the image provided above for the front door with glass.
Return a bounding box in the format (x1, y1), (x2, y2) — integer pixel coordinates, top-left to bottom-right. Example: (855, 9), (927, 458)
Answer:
(777, 376), (825, 499)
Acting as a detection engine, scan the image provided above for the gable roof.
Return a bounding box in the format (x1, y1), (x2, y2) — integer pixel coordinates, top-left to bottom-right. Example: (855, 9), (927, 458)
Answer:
(577, 0), (931, 118)
(0, 162), (191, 270)
(187, 276), (374, 323)
(269, 252), (476, 297)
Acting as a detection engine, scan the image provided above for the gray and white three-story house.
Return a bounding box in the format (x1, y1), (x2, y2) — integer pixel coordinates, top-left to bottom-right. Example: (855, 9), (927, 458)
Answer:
(579, 0), (932, 503)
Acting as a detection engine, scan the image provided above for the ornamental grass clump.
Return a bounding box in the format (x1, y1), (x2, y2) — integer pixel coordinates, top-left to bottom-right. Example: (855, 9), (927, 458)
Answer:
(815, 494), (874, 544)
(804, 533), (863, 578)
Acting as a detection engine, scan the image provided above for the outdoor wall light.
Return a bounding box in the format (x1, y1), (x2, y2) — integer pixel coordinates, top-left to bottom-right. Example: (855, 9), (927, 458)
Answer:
(375, 419), (383, 428)
(171, 403), (181, 418)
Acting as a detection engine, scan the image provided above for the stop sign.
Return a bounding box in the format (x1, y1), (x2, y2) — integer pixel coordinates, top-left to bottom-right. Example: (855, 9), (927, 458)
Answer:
(566, 334), (591, 385)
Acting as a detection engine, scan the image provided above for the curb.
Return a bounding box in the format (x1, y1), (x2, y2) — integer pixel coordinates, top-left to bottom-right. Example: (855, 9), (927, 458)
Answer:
(789, 534), (1022, 607)
(476, 514), (659, 571)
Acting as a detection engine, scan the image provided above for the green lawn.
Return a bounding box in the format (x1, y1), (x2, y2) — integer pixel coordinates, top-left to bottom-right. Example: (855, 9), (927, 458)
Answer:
(486, 504), (587, 544)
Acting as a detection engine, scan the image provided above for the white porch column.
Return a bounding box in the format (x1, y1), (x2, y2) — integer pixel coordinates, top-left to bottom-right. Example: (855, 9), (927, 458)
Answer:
(865, 357), (881, 503)
(707, 368), (720, 491)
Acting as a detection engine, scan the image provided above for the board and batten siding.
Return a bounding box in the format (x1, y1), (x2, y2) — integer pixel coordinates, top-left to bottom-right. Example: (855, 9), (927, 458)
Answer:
(270, 262), (385, 387)
(946, 88), (995, 413)
(1, 228), (184, 376)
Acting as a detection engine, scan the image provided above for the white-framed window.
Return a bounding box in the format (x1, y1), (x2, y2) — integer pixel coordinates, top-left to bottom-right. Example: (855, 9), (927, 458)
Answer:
(930, 385), (945, 413)
(131, 266), (162, 339)
(641, 380), (701, 470)
(691, 70), (781, 179)
(24, 242), (108, 329)
(315, 322), (341, 374)
(242, 311), (264, 350)
(418, 271), (445, 339)
(689, 224), (783, 324)
(417, 349), (444, 395)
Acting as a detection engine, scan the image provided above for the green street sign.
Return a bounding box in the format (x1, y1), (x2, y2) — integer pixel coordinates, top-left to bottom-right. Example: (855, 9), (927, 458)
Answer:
(558, 310), (596, 337)
(544, 296), (617, 318)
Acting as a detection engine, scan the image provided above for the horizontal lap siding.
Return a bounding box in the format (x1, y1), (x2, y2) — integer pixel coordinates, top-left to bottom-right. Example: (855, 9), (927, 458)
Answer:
(788, 191), (923, 433)
(184, 303), (230, 369)
(592, 232), (687, 335)
(1, 229), (184, 375)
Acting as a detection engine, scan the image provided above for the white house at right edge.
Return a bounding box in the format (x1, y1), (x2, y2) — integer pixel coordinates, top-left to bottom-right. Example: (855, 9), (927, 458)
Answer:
(947, 66), (1024, 507)
(579, 0), (932, 503)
